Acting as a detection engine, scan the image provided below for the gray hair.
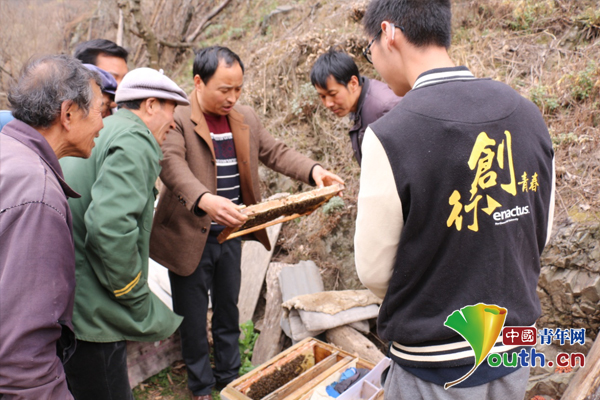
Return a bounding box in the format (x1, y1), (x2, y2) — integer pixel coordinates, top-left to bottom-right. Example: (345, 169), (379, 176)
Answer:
(8, 55), (102, 128)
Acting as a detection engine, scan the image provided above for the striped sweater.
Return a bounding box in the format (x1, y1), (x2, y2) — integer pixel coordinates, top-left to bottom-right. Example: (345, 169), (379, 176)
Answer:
(204, 113), (241, 233)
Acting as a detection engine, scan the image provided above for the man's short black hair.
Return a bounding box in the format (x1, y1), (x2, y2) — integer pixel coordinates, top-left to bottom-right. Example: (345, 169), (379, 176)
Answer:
(74, 39), (129, 65)
(310, 49), (361, 89)
(363, 0), (452, 49)
(192, 46), (245, 84)
(117, 98), (165, 111)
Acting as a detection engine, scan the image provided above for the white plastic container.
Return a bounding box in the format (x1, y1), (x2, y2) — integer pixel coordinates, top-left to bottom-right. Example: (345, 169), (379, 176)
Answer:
(336, 357), (391, 400)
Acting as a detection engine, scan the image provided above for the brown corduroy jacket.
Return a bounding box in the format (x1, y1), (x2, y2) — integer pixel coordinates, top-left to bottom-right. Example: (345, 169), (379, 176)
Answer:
(149, 90), (316, 276)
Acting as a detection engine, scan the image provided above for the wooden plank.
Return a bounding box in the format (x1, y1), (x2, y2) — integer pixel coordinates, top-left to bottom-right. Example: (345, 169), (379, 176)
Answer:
(252, 262), (286, 365)
(326, 326), (385, 365)
(561, 337), (600, 400)
(127, 331), (181, 388)
(238, 224), (282, 325)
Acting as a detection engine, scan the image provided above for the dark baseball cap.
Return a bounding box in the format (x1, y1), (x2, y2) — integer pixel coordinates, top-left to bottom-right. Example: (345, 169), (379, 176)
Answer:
(83, 63), (118, 95)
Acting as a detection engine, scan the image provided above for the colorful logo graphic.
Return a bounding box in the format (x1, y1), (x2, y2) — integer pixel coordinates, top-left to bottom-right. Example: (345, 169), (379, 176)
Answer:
(443, 306), (586, 389)
(443, 303), (507, 389)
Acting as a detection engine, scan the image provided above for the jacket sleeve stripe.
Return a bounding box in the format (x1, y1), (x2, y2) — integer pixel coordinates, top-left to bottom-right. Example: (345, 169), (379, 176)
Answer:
(114, 272), (142, 297)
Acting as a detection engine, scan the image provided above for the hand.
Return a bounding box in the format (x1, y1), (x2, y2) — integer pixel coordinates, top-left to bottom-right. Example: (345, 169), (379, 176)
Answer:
(198, 193), (248, 228)
(311, 165), (345, 188)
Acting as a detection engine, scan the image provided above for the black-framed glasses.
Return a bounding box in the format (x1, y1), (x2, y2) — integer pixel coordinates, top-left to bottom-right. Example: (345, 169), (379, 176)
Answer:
(362, 24), (404, 64)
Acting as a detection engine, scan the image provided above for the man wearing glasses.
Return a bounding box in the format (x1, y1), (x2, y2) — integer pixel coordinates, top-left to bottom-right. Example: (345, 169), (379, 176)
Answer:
(354, 0), (554, 399)
(310, 48), (401, 165)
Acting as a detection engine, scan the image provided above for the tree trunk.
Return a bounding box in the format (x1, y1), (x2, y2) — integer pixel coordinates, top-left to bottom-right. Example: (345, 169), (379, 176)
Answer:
(130, 0), (159, 69)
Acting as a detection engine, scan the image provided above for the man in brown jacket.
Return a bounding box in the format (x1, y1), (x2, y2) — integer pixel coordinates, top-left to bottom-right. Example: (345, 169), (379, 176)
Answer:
(150, 46), (343, 400)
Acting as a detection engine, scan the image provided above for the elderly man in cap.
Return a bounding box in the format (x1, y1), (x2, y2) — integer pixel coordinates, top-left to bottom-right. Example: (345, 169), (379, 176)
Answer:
(60, 68), (188, 400)
(83, 63), (118, 117)
(0, 54), (103, 399)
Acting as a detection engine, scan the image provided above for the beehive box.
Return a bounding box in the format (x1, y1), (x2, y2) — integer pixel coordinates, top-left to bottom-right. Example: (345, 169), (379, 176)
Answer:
(217, 184), (344, 243)
(220, 337), (376, 400)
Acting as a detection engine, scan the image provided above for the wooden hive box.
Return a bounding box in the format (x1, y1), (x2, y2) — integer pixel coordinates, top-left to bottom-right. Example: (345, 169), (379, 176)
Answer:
(220, 337), (377, 400)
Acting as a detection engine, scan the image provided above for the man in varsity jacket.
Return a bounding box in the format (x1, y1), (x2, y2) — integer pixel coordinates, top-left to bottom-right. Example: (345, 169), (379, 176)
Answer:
(149, 46), (343, 400)
(354, 0), (555, 398)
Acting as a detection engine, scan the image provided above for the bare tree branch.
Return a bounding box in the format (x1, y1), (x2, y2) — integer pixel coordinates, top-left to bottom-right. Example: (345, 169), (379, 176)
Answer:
(130, 29), (194, 49)
(159, 40), (194, 49)
(129, 28), (142, 38)
(129, 0), (160, 69)
(185, 0), (231, 43)
(117, 9), (124, 46)
(124, 0), (231, 68)
(0, 64), (13, 79)
(149, 0), (166, 29)
(180, 3), (194, 41)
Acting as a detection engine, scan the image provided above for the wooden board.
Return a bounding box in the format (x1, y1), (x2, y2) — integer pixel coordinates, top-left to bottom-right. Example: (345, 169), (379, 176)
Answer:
(237, 224), (281, 325)
(252, 262), (286, 365)
(326, 325), (385, 365)
(127, 332), (181, 388)
(218, 184), (343, 243)
(561, 337), (600, 400)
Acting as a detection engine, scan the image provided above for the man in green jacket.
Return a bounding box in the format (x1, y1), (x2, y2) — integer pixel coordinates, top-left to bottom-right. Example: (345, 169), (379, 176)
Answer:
(61, 68), (189, 400)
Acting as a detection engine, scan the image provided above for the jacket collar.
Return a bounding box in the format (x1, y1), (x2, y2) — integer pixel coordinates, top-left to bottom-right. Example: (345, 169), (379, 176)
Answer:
(190, 89), (215, 160)
(349, 76), (370, 133)
(113, 108), (162, 159)
(413, 66), (475, 90)
(2, 119), (80, 198)
(114, 107), (148, 127)
(189, 89), (250, 162)
(189, 89), (255, 204)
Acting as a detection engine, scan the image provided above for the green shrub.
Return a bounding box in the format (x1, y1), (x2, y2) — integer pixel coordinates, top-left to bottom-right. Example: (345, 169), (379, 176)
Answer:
(291, 82), (319, 117)
(530, 85), (560, 114)
(322, 197), (345, 215)
(571, 62), (597, 102)
(239, 320), (259, 376)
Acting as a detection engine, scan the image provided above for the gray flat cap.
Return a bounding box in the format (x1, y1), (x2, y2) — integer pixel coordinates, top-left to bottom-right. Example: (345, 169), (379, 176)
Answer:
(115, 68), (189, 106)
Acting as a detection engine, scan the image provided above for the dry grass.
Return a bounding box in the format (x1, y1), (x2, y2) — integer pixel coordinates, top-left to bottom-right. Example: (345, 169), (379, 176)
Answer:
(205, 0), (600, 286)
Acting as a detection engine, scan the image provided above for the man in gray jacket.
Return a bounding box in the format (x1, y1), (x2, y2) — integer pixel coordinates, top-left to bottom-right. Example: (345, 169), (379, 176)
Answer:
(311, 48), (401, 165)
(0, 55), (103, 399)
